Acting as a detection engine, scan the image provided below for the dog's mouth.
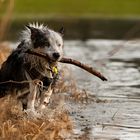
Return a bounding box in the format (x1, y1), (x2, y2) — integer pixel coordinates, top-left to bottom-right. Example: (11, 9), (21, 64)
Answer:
(51, 57), (61, 62)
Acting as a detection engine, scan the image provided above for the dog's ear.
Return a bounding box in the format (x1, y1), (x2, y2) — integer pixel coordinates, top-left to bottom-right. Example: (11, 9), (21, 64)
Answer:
(26, 25), (39, 40)
(58, 27), (64, 36)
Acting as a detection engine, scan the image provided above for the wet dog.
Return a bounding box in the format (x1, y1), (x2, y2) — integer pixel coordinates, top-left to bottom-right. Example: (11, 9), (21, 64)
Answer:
(0, 23), (64, 110)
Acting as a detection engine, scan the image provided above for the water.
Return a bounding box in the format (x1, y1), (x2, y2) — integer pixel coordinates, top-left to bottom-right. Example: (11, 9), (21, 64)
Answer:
(10, 39), (140, 139)
(63, 39), (140, 140)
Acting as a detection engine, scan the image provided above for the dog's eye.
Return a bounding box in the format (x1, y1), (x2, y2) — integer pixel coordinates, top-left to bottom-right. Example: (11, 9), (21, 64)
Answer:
(45, 41), (50, 47)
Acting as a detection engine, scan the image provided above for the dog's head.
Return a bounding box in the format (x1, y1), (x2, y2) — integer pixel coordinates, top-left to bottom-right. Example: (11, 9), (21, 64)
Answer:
(25, 24), (64, 62)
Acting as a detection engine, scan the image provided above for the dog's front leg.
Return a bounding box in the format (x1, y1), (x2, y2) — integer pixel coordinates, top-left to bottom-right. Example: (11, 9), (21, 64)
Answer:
(27, 81), (37, 110)
(25, 71), (39, 110)
(38, 86), (52, 110)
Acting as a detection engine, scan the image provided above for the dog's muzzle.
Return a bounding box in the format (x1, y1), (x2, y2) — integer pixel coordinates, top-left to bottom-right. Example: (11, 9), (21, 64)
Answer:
(53, 52), (60, 60)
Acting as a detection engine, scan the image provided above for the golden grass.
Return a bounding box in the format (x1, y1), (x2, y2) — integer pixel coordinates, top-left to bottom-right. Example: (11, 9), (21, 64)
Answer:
(0, 45), (94, 139)
(0, 95), (73, 140)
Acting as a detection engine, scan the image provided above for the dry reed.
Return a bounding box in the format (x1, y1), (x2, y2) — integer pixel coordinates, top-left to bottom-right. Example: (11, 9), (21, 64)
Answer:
(0, 95), (73, 140)
(0, 0), (14, 41)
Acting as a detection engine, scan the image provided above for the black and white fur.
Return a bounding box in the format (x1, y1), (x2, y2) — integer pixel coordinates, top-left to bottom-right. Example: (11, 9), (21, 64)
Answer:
(0, 23), (64, 110)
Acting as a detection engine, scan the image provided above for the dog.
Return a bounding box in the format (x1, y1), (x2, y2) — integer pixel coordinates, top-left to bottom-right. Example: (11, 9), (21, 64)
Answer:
(0, 23), (64, 110)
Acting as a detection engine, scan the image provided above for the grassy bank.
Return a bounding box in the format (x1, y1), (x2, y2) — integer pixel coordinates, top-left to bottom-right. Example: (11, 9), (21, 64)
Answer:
(8, 0), (140, 19)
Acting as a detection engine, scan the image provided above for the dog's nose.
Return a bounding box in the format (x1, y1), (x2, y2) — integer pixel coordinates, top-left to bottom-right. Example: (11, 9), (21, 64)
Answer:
(53, 53), (60, 59)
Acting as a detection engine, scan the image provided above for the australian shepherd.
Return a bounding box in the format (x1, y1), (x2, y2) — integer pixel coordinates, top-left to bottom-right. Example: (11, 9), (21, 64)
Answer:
(0, 23), (64, 111)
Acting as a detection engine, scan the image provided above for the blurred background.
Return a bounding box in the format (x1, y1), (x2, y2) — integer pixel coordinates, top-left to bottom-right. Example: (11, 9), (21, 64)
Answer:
(1, 1), (140, 139)
(1, 0), (140, 40)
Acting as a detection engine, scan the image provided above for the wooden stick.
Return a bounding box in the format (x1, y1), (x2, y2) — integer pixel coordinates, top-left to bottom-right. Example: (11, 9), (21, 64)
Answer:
(25, 49), (107, 81)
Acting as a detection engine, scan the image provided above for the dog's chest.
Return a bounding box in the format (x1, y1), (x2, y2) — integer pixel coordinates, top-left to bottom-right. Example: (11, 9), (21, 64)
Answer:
(24, 56), (56, 80)
(38, 60), (54, 79)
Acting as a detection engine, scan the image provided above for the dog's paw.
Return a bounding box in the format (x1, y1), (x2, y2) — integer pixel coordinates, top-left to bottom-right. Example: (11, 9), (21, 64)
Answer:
(24, 108), (41, 118)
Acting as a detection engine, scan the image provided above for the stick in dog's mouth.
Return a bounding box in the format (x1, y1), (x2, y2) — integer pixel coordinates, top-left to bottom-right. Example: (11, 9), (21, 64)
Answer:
(25, 49), (108, 81)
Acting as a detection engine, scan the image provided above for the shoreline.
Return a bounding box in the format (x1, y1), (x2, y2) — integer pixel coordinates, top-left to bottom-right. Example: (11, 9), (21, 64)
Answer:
(6, 17), (140, 40)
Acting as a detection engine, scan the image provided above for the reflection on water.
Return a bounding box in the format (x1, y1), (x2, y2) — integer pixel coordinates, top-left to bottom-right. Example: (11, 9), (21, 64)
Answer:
(64, 39), (140, 140)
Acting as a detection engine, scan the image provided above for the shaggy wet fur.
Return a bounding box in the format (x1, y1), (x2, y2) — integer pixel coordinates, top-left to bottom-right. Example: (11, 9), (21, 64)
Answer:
(0, 23), (64, 109)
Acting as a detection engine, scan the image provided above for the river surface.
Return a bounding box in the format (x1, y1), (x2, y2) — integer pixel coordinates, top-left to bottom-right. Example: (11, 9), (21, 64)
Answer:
(11, 39), (140, 140)
(63, 39), (140, 140)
